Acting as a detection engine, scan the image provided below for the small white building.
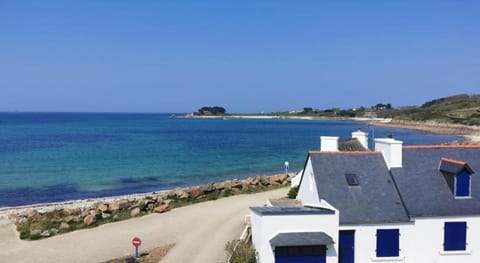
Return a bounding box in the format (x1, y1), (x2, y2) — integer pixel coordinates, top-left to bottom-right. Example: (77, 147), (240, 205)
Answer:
(251, 131), (480, 263)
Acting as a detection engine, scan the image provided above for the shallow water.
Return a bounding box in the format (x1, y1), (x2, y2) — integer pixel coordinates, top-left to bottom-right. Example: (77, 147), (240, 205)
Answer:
(0, 113), (461, 206)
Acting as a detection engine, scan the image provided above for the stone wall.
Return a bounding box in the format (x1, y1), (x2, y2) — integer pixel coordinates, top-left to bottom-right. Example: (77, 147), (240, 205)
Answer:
(8, 174), (292, 240)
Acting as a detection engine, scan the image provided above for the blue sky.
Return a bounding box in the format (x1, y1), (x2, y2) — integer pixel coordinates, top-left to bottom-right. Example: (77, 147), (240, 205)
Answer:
(1, 1), (479, 113)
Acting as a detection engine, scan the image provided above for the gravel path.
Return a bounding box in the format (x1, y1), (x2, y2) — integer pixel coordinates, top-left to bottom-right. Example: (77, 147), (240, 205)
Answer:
(0, 188), (288, 263)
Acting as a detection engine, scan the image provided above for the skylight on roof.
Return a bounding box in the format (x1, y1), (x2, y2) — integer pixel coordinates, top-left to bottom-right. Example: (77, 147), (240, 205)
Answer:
(345, 173), (359, 186)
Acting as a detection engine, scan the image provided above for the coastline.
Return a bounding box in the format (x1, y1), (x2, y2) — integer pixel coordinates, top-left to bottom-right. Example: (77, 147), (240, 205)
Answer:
(181, 114), (479, 142)
(370, 119), (480, 143)
(1, 172), (293, 232)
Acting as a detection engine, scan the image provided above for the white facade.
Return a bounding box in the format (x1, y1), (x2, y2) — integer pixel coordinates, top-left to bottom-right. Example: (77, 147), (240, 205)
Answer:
(251, 207), (339, 263)
(296, 158), (320, 205)
(337, 215), (480, 263)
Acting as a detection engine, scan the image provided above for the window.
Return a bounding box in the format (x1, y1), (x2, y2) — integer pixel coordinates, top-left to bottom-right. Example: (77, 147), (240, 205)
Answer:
(455, 171), (470, 197)
(444, 222), (467, 251)
(376, 229), (399, 257)
(345, 174), (359, 186)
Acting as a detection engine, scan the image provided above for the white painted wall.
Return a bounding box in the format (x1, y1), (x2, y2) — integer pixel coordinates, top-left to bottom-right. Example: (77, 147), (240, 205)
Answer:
(352, 129), (369, 150)
(251, 209), (339, 263)
(339, 215), (480, 263)
(321, 136), (339, 152)
(296, 158), (320, 205)
(374, 138), (403, 169)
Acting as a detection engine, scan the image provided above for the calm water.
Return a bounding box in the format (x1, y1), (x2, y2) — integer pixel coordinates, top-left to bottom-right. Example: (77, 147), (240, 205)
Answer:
(0, 113), (461, 207)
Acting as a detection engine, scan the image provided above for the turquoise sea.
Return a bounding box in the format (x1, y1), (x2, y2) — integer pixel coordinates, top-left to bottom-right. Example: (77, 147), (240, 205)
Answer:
(0, 113), (461, 207)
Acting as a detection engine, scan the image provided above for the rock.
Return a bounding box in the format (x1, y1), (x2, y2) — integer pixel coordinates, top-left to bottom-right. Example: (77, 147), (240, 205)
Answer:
(50, 228), (58, 234)
(230, 180), (243, 189)
(64, 216), (75, 223)
(40, 230), (51, 237)
(19, 217), (28, 224)
(88, 209), (98, 216)
(83, 214), (97, 226)
(187, 186), (204, 199)
(154, 204), (169, 213)
(202, 183), (216, 193)
(174, 189), (189, 199)
(25, 208), (38, 218)
(260, 176), (270, 186)
(110, 199), (129, 212)
(59, 222), (70, 230)
(163, 199), (173, 205)
(270, 174), (288, 184)
(146, 203), (155, 211)
(245, 177), (254, 186)
(97, 203), (109, 213)
(252, 176), (261, 185)
(130, 208), (141, 217)
(30, 229), (42, 236)
(213, 182), (225, 190)
(66, 208), (81, 216)
(101, 213), (111, 219)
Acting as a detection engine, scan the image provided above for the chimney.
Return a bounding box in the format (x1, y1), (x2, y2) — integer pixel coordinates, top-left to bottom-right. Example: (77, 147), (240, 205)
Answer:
(320, 136), (339, 152)
(375, 138), (403, 169)
(352, 128), (369, 150)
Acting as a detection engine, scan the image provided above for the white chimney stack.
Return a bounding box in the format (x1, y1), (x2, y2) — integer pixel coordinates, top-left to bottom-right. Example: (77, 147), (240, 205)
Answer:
(375, 138), (403, 169)
(320, 136), (339, 152)
(352, 129), (369, 150)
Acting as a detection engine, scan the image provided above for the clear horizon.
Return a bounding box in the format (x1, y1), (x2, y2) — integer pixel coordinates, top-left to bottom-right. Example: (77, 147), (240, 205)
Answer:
(1, 1), (479, 113)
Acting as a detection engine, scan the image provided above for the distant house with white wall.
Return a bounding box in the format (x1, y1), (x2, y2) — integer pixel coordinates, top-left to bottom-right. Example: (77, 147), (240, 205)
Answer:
(251, 129), (480, 263)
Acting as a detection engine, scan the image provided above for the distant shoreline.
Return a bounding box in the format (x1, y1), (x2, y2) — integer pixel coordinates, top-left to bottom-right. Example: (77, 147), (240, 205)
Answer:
(180, 114), (480, 143)
(176, 113), (392, 122)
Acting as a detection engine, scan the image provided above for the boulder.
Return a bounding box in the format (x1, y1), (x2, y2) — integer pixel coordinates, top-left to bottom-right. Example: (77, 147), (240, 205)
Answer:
(187, 186), (204, 199)
(260, 176), (271, 186)
(252, 176), (261, 185)
(50, 228), (58, 234)
(154, 204), (169, 213)
(110, 199), (129, 212)
(64, 216), (75, 223)
(163, 199), (173, 205)
(270, 174), (288, 184)
(40, 230), (51, 237)
(83, 214), (97, 226)
(25, 208), (38, 218)
(101, 213), (111, 219)
(97, 203), (109, 213)
(230, 180), (243, 189)
(174, 189), (189, 199)
(130, 208), (141, 217)
(30, 229), (42, 236)
(8, 213), (21, 224)
(59, 222), (70, 230)
(66, 208), (81, 216)
(213, 182), (225, 191)
(244, 177), (254, 186)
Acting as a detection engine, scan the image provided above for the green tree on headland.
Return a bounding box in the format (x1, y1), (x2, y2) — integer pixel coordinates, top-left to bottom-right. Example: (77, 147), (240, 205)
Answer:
(196, 106), (226, 116)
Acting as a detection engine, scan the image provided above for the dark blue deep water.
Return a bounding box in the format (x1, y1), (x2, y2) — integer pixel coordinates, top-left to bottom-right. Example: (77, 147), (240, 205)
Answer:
(0, 113), (461, 207)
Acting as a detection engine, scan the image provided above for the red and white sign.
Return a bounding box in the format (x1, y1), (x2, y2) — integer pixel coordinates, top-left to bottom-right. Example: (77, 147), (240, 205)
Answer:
(132, 237), (142, 247)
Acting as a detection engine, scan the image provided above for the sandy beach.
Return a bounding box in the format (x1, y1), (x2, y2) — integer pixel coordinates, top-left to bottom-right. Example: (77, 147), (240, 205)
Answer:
(0, 187), (288, 263)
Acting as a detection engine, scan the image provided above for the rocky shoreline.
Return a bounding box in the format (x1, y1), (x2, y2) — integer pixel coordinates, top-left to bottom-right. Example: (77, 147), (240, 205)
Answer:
(4, 173), (293, 240)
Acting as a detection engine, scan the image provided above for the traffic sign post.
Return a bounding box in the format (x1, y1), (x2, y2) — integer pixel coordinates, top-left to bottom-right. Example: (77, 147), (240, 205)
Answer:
(132, 237), (142, 259)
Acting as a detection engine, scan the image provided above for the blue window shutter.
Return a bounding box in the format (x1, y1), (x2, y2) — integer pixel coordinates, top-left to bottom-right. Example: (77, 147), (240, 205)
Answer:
(456, 171), (470, 197)
(376, 229), (399, 257)
(444, 222), (467, 251)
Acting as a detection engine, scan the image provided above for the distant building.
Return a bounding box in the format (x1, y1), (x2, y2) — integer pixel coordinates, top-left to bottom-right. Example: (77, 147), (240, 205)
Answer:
(251, 130), (480, 263)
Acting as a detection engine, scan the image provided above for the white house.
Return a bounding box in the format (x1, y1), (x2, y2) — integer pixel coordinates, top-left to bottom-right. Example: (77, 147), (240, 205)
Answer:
(251, 130), (480, 263)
